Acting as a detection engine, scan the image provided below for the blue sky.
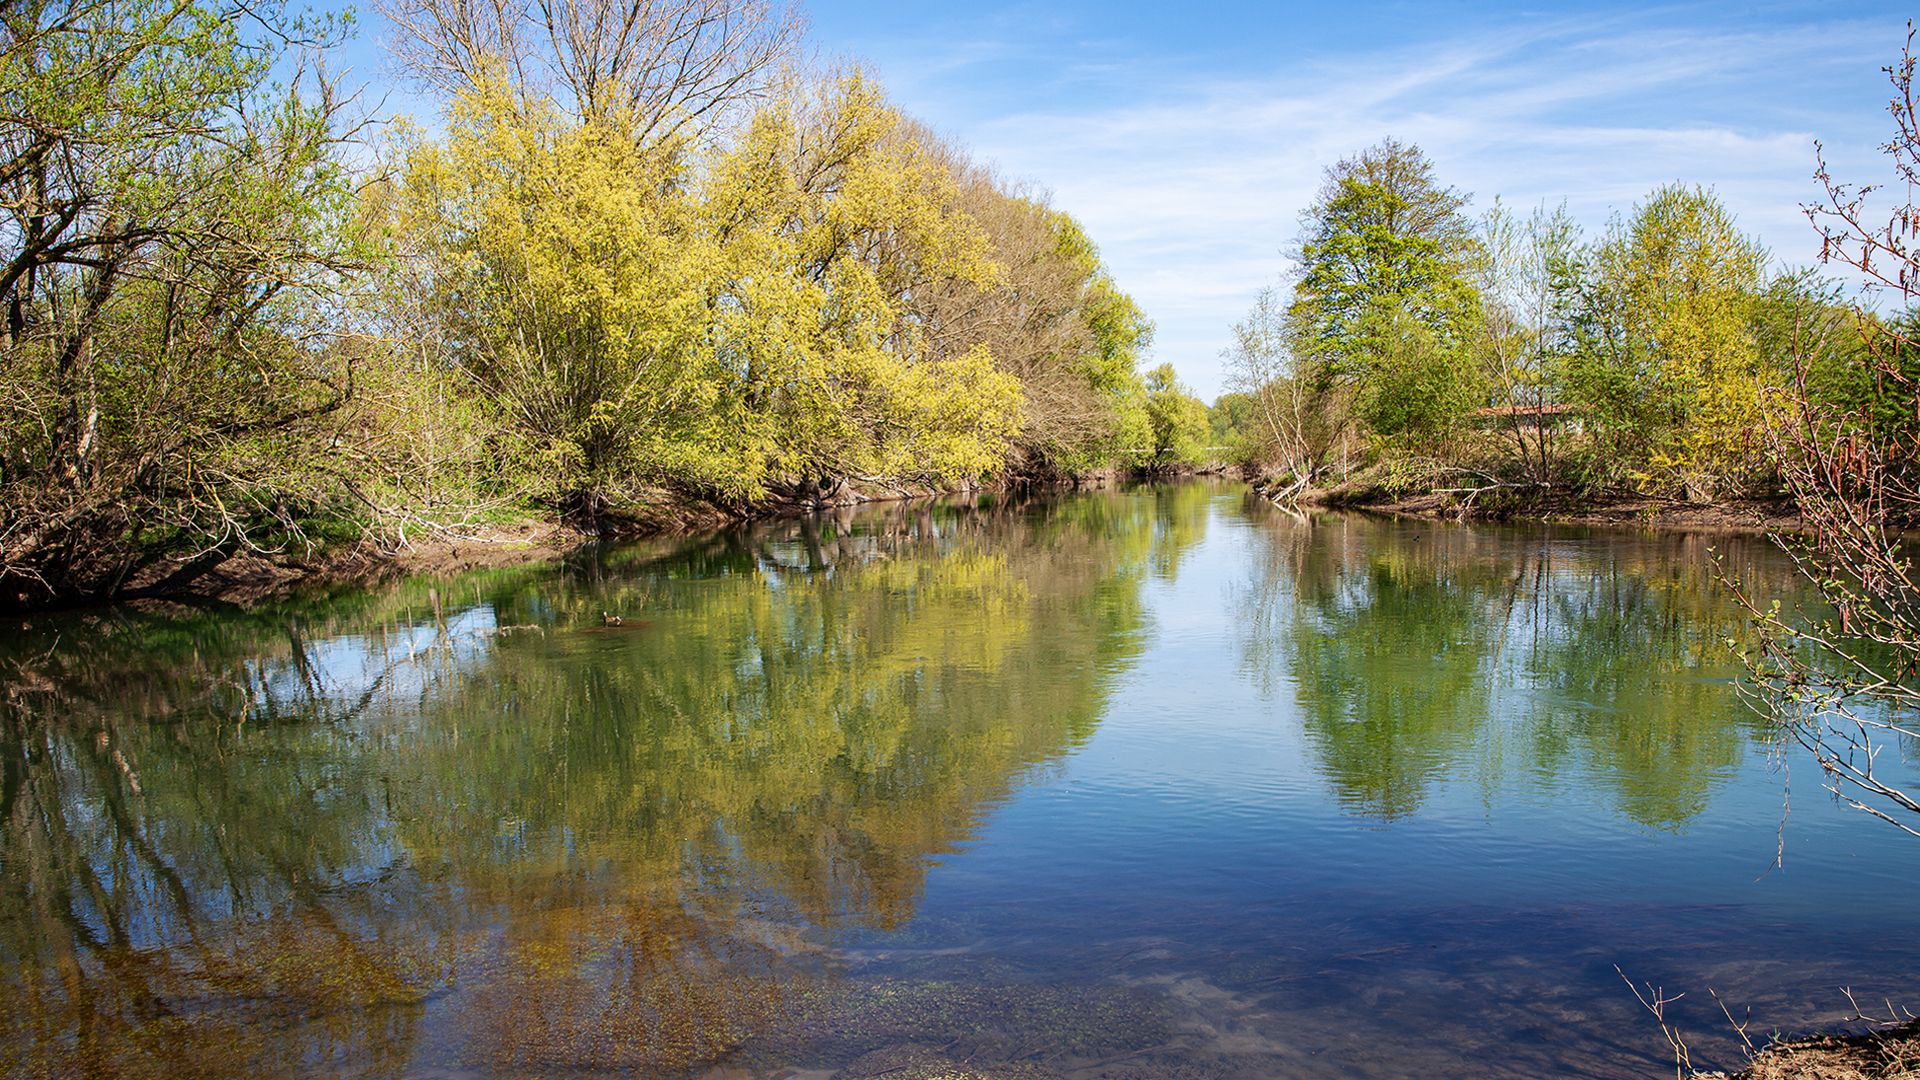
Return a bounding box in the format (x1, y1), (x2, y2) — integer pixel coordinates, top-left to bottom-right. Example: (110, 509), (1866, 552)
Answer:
(803, 1), (1912, 397)
(341, 1), (1917, 398)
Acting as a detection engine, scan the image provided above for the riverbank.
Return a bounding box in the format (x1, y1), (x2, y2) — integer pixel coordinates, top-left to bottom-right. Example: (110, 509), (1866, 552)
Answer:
(1346, 490), (1802, 534)
(16, 472), (1810, 612)
(244, 483), (1798, 616)
(1700, 1018), (1920, 1079)
(16, 473), (1133, 612)
(134, 518), (592, 609)
(1254, 475), (1804, 535)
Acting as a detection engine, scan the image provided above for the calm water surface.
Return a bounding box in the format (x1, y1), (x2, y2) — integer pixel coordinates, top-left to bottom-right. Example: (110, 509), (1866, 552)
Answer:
(4, 482), (1919, 1077)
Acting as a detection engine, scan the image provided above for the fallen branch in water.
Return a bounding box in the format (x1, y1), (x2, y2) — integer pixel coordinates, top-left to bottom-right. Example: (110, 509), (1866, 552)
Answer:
(1431, 480), (1554, 520)
(1258, 473), (1312, 506)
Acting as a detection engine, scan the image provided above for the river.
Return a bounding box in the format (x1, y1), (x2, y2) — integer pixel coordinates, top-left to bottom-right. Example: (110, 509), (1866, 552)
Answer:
(3, 481), (1917, 1077)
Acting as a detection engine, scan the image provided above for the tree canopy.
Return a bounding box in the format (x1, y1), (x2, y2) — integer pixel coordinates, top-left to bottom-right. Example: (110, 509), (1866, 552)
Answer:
(1287, 139), (1485, 447)
(0, 0), (1178, 605)
(1232, 139), (1835, 509)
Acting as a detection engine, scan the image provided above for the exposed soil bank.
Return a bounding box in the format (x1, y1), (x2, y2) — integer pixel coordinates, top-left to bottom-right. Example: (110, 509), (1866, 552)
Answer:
(1262, 478), (1804, 535)
(147, 519), (592, 609)
(24, 473), (1147, 612)
(1700, 1019), (1920, 1079)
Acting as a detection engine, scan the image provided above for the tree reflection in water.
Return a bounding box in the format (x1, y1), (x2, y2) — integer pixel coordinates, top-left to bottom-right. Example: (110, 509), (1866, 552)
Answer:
(2, 488), (1859, 1079)
(0, 490), (1176, 1077)
(1236, 505), (1785, 827)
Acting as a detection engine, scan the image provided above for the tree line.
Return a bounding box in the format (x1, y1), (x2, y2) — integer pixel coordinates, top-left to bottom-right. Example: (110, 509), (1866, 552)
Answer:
(1213, 138), (1908, 508)
(0, 0), (1203, 607)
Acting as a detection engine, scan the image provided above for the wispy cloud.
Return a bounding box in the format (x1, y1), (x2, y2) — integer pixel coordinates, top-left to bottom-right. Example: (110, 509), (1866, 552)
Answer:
(849, 5), (1903, 396)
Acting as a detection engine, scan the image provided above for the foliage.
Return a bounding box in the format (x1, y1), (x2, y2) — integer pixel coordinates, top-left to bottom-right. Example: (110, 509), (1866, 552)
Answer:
(1287, 138), (1484, 447)
(1235, 154), (1854, 508)
(702, 76), (1025, 494)
(0, 0), (369, 605)
(1207, 391), (1260, 465)
(1559, 184), (1771, 501)
(386, 80), (719, 513)
(890, 132), (1154, 478)
(384, 72), (1046, 520)
(1759, 276), (1919, 446)
(335, 339), (538, 538)
(1350, 300), (1486, 449)
(1033, 211), (1156, 472)
(1142, 363), (1210, 468)
(1474, 200), (1583, 483)
(0, 0), (1166, 606)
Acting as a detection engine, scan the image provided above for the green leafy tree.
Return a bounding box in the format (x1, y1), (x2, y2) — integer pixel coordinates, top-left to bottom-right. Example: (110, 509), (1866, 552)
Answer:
(1057, 215), (1157, 469)
(1351, 301), (1487, 447)
(1288, 138), (1484, 446)
(1142, 363), (1209, 468)
(1207, 391), (1259, 464)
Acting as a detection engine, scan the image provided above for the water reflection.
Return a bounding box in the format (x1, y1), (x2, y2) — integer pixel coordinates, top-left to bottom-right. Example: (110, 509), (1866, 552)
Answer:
(0, 492), (1178, 1076)
(1237, 509), (1780, 826)
(1, 485), (1910, 1079)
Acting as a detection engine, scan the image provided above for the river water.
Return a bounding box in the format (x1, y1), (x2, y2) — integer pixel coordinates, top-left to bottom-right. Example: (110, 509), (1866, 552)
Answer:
(3, 481), (1918, 1077)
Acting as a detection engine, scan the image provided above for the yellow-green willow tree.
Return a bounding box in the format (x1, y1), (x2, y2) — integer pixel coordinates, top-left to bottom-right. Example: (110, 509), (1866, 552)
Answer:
(896, 129), (1155, 477)
(700, 76), (1022, 495)
(386, 74), (1022, 518)
(2, 0), (1165, 609)
(1562, 184), (1773, 501)
(384, 80), (718, 514)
